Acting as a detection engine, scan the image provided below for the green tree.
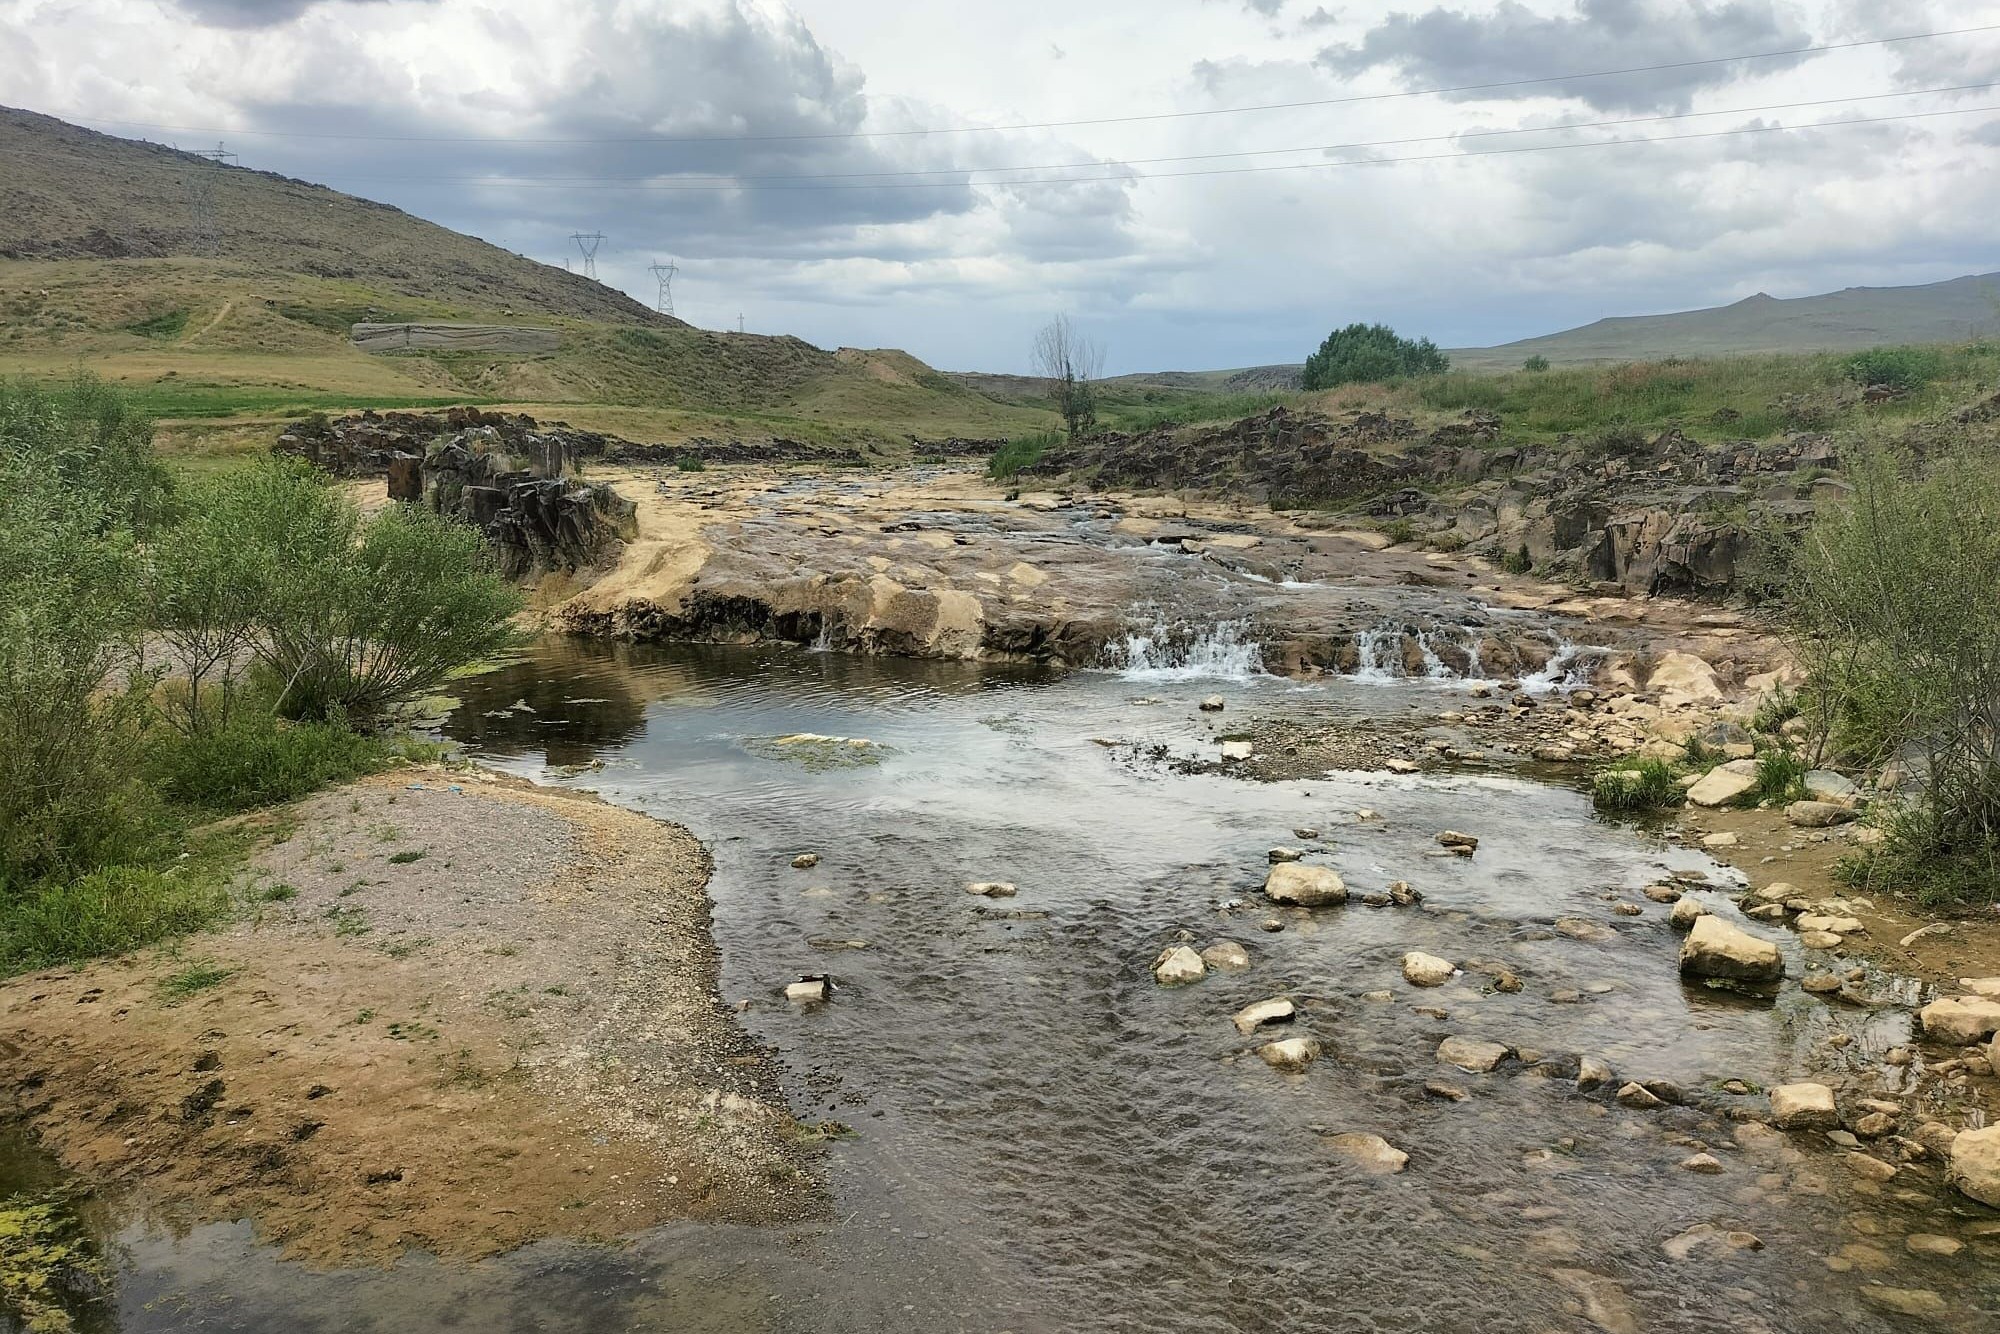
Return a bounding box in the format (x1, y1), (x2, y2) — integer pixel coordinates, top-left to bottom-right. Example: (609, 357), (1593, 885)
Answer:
(1032, 315), (1105, 443)
(1301, 323), (1449, 390)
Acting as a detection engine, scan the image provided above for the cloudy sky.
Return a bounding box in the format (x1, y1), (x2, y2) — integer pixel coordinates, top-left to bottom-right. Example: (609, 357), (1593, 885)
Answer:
(3, 0), (1998, 372)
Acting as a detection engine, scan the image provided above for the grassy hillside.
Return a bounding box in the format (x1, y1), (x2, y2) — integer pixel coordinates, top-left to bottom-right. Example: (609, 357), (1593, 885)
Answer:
(1450, 273), (2000, 371)
(0, 109), (1052, 457)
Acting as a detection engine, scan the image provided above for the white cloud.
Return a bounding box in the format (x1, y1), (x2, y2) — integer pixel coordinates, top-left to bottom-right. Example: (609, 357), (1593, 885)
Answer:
(2, 0), (1998, 371)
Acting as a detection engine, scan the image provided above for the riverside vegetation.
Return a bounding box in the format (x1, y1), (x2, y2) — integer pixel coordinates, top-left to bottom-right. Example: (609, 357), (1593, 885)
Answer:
(0, 375), (521, 973)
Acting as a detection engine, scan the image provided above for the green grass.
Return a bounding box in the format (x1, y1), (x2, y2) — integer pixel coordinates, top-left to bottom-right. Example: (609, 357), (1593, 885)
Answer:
(146, 712), (399, 815)
(386, 849), (427, 865)
(1591, 759), (1684, 813)
(118, 383), (472, 421)
(988, 429), (1063, 480)
(1, 863), (230, 972)
(1102, 390), (1295, 432)
(157, 959), (237, 1002)
(126, 308), (191, 340)
(1745, 749), (1809, 805)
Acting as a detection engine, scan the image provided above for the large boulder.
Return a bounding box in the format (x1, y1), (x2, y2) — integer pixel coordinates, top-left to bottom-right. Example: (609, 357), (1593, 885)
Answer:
(1919, 996), (2000, 1045)
(1646, 652), (1723, 701)
(1263, 863), (1347, 907)
(1686, 759), (1759, 808)
(1786, 800), (1856, 828)
(1803, 770), (1860, 805)
(1679, 916), (1784, 985)
(1948, 1125), (2000, 1207)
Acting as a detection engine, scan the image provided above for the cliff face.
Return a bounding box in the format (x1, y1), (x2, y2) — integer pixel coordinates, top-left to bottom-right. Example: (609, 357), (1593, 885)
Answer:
(1033, 407), (1849, 596)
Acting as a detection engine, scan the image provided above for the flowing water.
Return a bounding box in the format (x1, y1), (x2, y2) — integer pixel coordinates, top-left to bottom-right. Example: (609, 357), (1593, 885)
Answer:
(7, 636), (1997, 1332)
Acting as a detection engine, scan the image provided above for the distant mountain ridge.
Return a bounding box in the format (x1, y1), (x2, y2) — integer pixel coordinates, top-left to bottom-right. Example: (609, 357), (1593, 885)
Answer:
(1091, 271), (2000, 389)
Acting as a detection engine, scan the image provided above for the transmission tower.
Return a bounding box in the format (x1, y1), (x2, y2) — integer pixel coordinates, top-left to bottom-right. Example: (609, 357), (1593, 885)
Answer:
(571, 231), (605, 281)
(647, 260), (678, 316)
(180, 142), (236, 258)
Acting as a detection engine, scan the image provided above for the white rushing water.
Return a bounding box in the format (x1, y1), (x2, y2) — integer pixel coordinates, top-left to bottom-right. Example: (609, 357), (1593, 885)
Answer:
(1104, 617), (1266, 682)
(1349, 623), (1605, 693)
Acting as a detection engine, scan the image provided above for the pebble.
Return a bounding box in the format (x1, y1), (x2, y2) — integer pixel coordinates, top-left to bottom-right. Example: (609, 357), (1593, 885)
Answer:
(1200, 941), (1252, 972)
(791, 853), (820, 869)
(964, 881), (1017, 898)
(1232, 997), (1296, 1036)
(1402, 952), (1457, 987)
(1680, 1152), (1725, 1174)
(1259, 1037), (1321, 1072)
(1616, 1082), (1665, 1110)
(1268, 847), (1304, 863)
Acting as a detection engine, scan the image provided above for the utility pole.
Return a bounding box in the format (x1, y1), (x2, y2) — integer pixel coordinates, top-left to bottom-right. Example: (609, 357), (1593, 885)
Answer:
(181, 142), (235, 258)
(737, 312), (745, 334)
(570, 231), (605, 281)
(647, 260), (678, 316)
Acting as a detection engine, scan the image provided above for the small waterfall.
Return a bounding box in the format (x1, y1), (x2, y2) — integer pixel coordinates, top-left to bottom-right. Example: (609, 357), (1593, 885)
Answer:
(1343, 623), (1605, 693)
(1352, 627), (1400, 683)
(1106, 618), (1265, 682)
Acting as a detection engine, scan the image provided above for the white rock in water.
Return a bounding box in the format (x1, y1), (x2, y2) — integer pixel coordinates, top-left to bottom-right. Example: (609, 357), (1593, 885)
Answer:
(1769, 1082), (1838, 1131)
(1949, 1124), (2000, 1207)
(1268, 847), (1304, 864)
(785, 977), (829, 1004)
(1200, 941), (1252, 972)
(1436, 1036), (1511, 1073)
(1668, 897), (1710, 931)
(1920, 996), (2000, 1044)
(1324, 1131), (1408, 1174)
(1576, 1055), (1615, 1092)
(1263, 863), (1348, 907)
(1436, 830), (1479, 852)
(1686, 760), (1759, 808)
(1679, 915), (1784, 984)
(1220, 740), (1253, 762)
(1402, 952), (1457, 987)
(1199, 695), (1226, 711)
(1232, 996), (1296, 1035)
(964, 881), (1018, 898)
(791, 853), (820, 869)
(1259, 1036), (1321, 1071)
(1152, 945), (1208, 987)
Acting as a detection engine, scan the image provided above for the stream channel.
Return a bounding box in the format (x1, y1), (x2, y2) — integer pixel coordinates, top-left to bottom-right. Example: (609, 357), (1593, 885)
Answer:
(8, 634), (1997, 1332)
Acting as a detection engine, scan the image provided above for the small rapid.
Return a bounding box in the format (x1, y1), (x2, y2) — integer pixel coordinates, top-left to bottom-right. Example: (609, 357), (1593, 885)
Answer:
(1102, 616), (1266, 682)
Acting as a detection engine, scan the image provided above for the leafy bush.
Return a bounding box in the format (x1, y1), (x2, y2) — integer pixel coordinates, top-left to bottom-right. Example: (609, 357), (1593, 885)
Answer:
(1751, 685), (1800, 734)
(1591, 760), (1682, 813)
(147, 706), (390, 814)
(675, 454), (706, 472)
(1522, 355), (1551, 372)
(988, 430), (1062, 480)
(1500, 543), (1532, 575)
(1301, 323), (1449, 390)
(1842, 346), (1945, 393)
(1792, 447), (2000, 905)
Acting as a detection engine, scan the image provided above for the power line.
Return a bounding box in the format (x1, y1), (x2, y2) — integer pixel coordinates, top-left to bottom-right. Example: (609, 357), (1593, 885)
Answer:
(647, 259), (677, 316)
(210, 104), (2000, 194)
(40, 23), (2000, 147)
(571, 230), (604, 279)
(121, 81), (1981, 188)
(179, 141), (235, 256)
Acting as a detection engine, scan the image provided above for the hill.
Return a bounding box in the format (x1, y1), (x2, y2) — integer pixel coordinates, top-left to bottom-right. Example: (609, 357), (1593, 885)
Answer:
(0, 107), (1049, 455)
(1448, 272), (2000, 371)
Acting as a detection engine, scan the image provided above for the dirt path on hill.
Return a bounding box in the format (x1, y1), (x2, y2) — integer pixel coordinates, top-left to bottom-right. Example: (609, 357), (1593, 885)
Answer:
(0, 767), (819, 1265)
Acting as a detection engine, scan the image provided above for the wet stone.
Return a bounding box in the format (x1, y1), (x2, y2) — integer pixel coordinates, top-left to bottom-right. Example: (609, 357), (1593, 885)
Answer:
(790, 853), (820, 869)
(1200, 941), (1252, 972)
(1232, 997), (1295, 1036)
(1322, 1131), (1409, 1174)
(1437, 1036), (1511, 1073)
(1151, 946), (1207, 987)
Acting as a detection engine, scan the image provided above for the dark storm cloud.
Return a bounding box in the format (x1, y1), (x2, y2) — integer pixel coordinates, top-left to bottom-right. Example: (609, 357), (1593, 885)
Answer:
(1317, 0), (1817, 113)
(174, 0), (431, 29)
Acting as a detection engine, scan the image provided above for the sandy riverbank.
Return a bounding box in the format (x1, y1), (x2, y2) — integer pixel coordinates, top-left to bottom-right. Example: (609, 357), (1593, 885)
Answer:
(0, 766), (818, 1265)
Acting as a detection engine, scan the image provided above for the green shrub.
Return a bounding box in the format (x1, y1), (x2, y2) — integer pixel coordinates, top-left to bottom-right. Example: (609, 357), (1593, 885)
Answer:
(1301, 323), (1449, 390)
(147, 708), (389, 814)
(1522, 355), (1551, 373)
(988, 429), (1062, 480)
(674, 454), (706, 472)
(1842, 346), (1945, 393)
(1379, 517), (1417, 546)
(126, 308), (191, 340)
(1792, 447), (2000, 906)
(1751, 686), (1800, 734)
(1499, 543), (1532, 575)
(1591, 760), (1682, 813)
(0, 865), (228, 971)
